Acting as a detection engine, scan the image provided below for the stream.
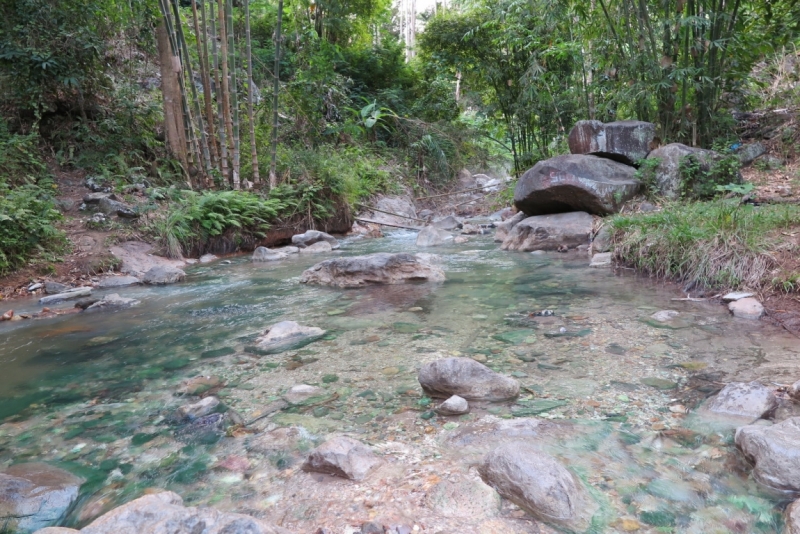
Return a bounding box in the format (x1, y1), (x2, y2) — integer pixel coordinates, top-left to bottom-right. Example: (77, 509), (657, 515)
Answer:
(1, 229), (799, 533)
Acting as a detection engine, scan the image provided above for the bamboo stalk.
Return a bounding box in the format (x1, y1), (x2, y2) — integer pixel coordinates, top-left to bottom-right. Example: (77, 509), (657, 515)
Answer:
(268, 0), (284, 189)
(226, 0), (240, 190)
(218, 0), (234, 186)
(196, 0), (218, 168)
(210, 0), (228, 179)
(244, 0), (260, 185)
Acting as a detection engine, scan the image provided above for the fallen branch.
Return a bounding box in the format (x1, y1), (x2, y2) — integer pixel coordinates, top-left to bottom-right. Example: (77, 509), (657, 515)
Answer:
(359, 205), (427, 223)
(415, 185), (498, 201)
(355, 217), (422, 230)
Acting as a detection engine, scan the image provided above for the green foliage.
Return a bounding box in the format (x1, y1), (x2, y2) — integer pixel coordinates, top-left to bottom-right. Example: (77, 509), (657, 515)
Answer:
(611, 200), (800, 290)
(0, 120), (50, 186)
(0, 183), (66, 275)
(634, 158), (662, 199)
(715, 182), (755, 196)
(678, 153), (742, 200)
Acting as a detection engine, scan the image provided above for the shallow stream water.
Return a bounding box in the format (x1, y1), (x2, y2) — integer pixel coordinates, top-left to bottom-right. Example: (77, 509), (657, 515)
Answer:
(1, 230), (799, 533)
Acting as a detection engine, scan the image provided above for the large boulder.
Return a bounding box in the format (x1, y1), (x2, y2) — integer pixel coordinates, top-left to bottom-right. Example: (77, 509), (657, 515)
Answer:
(142, 265), (185, 285)
(254, 321), (325, 354)
(302, 436), (381, 481)
(66, 491), (288, 534)
(568, 120), (656, 166)
(501, 212), (593, 252)
(479, 442), (598, 533)
(367, 196), (418, 227)
(706, 381), (777, 420)
(514, 155), (641, 216)
(494, 212), (526, 243)
(0, 463), (83, 533)
(291, 230), (340, 250)
(418, 357), (520, 401)
(787, 499), (800, 534)
(735, 417), (800, 494)
(416, 226), (453, 247)
(299, 253), (445, 288)
(645, 143), (733, 199)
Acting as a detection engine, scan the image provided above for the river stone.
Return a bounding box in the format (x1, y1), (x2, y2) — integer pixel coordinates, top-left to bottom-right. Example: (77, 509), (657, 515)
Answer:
(416, 226), (453, 247)
(39, 287), (92, 305)
(426, 474), (501, 519)
(786, 499), (800, 534)
(501, 212), (593, 252)
(0, 463), (83, 533)
(299, 253), (445, 288)
(479, 442), (598, 532)
(707, 381), (777, 419)
(418, 358), (520, 401)
(790, 381), (800, 401)
(591, 225), (612, 254)
(199, 254), (218, 263)
(302, 436), (381, 481)
(494, 212), (526, 243)
(735, 417), (800, 494)
(84, 293), (140, 313)
(432, 215), (463, 230)
(728, 297), (765, 320)
(44, 282), (68, 295)
(651, 310), (679, 322)
(97, 276), (140, 288)
(292, 230), (340, 250)
(274, 246), (299, 255)
(252, 247), (287, 262)
(461, 223), (480, 235)
(177, 396), (220, 420)
(435, 395), (469, 415)
(283, 384), (324, 405)
(298, 241), (333, 254)
(73, 491), (288, 534)
(513, 154), (641, 216)
(255, 321), (325, 354)
(590, 252), (612, 267)
(369, 196), (418, 227)
(645, 143), (734, 199)
(142, 265), (185, 285)
(568, 120), (656, 166)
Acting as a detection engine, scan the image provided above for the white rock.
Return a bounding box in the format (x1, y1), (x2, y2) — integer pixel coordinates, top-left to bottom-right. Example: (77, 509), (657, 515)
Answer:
(728, 297), (764, 320)
(199, 254), (218, 264)
(589, 252), (612, 267)
(722, 291), (755, 302)
(255, 321), (326, 354)
(651, 310), (679, 322)
(435, 395), (469, 415)
(177, 397), (220, 420)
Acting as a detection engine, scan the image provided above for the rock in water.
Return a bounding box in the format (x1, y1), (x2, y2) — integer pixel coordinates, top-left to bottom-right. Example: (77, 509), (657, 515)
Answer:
(255, 321), (325, 354)
(650, 310), (679, 322)
(298, 241), (333, 254)
(291, 230), (340, 250)
(44, 282), (68, 295)
(252, 247), (288, 262)
(142, 266), (186, 285)
(370, 196), (418, 227)
(0, 463), (83, 533)
(513, 155), (641, 216)
(283, 384), (324, 405)
(728, 297), (765, 320)
(706, 381), (777, 420)
(501, 212), (593, 252)
(494, 212), (526, 243)
(435, 395), (469, 415)
(302, 436), (381, 481)
(299, 253), (445, 288)
(591, 225), (612, 253)
(645, 143), (736, 199)
(786, 499), (800, 534)
(479, 443), (598, 533)
(416, 226), (453, 247)
(97, 276), (140, 288)
(72, 491), (288, 534)
(735, 417), (800, 494)
(39, 287), (92, 305)
(590, 252), (612, 267)
(84, 293), (140, 312)
(418, 358), (519, 401)
(177, 396), (220, 420)
(432, 215), (463, 230)
(568, 120), (656, 166)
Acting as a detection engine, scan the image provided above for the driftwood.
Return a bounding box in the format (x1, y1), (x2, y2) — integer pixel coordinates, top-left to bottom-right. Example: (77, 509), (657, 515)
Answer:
(360, 205), (427, 222)
(355, 217), (422, 230)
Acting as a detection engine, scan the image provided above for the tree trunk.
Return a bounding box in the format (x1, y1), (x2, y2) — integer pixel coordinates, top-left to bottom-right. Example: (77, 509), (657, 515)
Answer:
(156, 20), (189, 174)
(268, 0), (284, 189)
(218, 0), (234, 186)
(244, 0), (259, 185)
(210, 0), (228, 179)
(226, 0), (240, 190)
(195, 0), (218, 168)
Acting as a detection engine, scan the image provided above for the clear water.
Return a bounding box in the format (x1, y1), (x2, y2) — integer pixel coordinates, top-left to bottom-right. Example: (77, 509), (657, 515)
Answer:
(1, 230), (798, 533)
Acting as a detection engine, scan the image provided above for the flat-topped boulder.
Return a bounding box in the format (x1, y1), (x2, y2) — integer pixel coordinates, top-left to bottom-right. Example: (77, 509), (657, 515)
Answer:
(514, 155), (641, 216)
(568, 120), (656, 165)
(501, 212), (593, 252)
(706, 381), (777, 420)
(299, 253), (445, 288)
(418, 357), (519, 401)
(0, 463), (83, 533)
(291, 230), (340, 250)
(142, 265), (185, 285)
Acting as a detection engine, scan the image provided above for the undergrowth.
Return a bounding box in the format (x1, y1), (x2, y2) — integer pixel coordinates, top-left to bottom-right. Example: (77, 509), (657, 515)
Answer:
(610, 200), (800, 291)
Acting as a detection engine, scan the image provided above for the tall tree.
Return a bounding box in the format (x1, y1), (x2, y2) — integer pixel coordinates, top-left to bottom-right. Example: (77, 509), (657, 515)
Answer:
(268, 0), (284, 189)
(244, 0), (260, 185)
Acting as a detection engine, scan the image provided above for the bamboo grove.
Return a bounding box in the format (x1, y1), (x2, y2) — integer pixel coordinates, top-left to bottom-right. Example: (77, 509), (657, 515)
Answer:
(156, 0), (267, 190)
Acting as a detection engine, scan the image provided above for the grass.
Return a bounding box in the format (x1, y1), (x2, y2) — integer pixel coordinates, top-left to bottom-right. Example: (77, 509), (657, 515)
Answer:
(610, 200), (800, 291)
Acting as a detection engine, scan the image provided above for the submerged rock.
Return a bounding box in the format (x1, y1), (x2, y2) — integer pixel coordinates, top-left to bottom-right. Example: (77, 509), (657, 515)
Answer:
(418, 357), (520, 401)
(283, 384), (324, 405)
(299, 253), (445, 288)
(416, 226), (453, 247)
(84, 293), (140, 313)
(177, 396), (220, 420)
(435, 395), (470, 415)
(142, 265), (186, 285)
(302, 436), (381, 481)
(252, 247), (287, 262)
(501, 212), (593, 252)
(513, 154), (640, 216)
(479, 442), (598, 533)
(255, 321), (326, 354)
(707, 381), (777, 420)
(292, 230), (340, 250)
(728, 297), (765, 320)
(568, 120), (656, 166)
(0, 463), (83, 533)
(650, 310), (679, 322)
(735, 417), (800, 494)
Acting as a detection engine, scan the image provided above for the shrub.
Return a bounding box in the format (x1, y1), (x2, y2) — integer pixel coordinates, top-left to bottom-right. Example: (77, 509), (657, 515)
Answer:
(678, 153), (741, 200)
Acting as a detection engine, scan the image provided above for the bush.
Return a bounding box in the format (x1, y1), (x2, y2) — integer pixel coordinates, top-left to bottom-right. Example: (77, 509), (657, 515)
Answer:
(678, 153), (741, 200)
(0, 120), (50, 187)
(0, 184), (65, 274)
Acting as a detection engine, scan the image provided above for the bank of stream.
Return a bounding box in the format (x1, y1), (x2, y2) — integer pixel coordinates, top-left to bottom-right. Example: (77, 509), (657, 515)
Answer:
(1, 229), (799, 533)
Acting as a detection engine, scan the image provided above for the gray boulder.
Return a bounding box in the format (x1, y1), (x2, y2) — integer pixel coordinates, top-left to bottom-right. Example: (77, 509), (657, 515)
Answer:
(786, 499), (800, 534)
(418, 357), (520, 401)
(44, 282), (68, 295)
(39, 287), (92, 305)
(735, 417), (800, 494)
(501, 212), (593, 252)
(589, 252), (612, 268)
(728, 298), (765, 320)
(461, 223), (480, 235)
(494, 212), (526, 243)
(416, 226), (453, 247)
(707, 381), (777, 420)
(142, 265), (185, 285)
(84, 294), (140, 313)
(97, 276), (140, 289)
(291, 230), (340, 250)
(255, 321), (325, 354)
(479, 442), (598, 533)
(568, 120), (656, 166)
(369, 196), (418, 226)
(514, 155), (641, 216)
(591, 225), (612, 254)
(432, 215), (463, 230)
(252, 247), (287, 262)
(300, 253), (445, 288)
(298, 241), (332, 254)
(82, 192), (114, 204)
(645, 143), (733, 199)
(0, 463), (83, 533)
(737, 142), (766, 165)
(98, 197), (137, 219)
(435, 395), (469, 415)
(302, 436), (381, 481)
